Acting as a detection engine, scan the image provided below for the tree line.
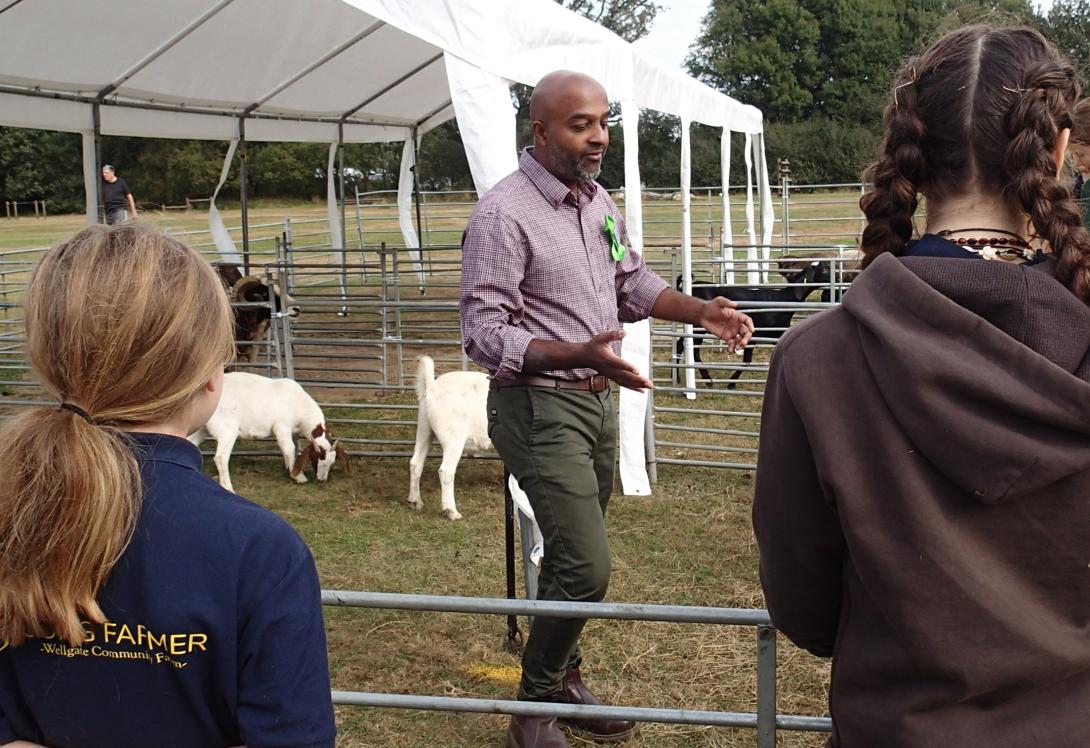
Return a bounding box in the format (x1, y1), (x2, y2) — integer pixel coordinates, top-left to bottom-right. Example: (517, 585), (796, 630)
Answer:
(3, 0), (1090, 213)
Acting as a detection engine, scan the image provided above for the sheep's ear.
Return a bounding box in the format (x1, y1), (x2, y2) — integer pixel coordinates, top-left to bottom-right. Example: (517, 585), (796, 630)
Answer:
(334, 440), (351, 473)
(291, 445), (314, 477)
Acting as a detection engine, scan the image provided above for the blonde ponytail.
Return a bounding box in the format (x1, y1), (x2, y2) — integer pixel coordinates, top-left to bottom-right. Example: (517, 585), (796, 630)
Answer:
(0, 224), (234, 646)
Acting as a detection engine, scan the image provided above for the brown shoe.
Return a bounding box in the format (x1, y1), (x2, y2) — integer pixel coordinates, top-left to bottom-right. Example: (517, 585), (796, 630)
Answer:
(506, 714), (572, 748)
(555, 667), (640, 743)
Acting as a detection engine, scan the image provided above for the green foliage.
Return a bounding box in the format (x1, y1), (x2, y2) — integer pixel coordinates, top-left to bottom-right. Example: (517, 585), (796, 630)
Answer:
(763, 118), (879, 184)
(0, 127), (84, 213)
(1040, 0), (1090, 86)
(417, 122), (473, 191)
(561, 0), (663, 42)
(687, 0), (1037, 126)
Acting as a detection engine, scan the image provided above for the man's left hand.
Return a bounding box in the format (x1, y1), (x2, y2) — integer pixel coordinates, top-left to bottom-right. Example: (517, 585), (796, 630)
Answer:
(699, 297), (754, 353)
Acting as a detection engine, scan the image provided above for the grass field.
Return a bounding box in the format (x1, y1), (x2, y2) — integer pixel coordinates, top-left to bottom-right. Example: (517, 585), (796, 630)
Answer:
(0, 194), (865, 746)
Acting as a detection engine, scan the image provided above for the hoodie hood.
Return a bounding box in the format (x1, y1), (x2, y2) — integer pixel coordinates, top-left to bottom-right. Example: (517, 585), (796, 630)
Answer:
(841, 252), (1090, 503)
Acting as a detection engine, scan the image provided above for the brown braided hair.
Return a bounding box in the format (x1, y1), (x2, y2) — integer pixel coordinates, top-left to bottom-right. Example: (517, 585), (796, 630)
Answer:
(859, 25), (1090, 304)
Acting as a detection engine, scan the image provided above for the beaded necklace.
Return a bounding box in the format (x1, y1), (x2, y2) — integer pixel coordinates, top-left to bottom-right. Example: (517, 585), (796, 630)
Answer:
(934, 227), (1035, 261)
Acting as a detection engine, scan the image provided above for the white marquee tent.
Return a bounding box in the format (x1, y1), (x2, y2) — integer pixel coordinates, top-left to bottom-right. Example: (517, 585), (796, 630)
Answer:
(0, 0), (774, 494)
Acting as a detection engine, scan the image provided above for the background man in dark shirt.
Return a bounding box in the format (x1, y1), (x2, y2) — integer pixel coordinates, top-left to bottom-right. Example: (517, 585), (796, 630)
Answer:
(101, 165), (136, 225)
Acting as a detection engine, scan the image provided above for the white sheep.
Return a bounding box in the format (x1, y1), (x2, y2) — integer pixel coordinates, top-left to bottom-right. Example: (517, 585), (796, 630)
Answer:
(408, 356), (493, 521)
(189, 372), (349, 492)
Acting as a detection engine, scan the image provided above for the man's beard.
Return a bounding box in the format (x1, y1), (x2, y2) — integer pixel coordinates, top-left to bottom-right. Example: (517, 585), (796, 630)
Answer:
(546, 143), (602, 182)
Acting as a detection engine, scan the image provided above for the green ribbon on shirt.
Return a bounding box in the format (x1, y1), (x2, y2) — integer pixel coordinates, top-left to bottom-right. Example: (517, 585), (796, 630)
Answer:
(604, 214), (625, 261)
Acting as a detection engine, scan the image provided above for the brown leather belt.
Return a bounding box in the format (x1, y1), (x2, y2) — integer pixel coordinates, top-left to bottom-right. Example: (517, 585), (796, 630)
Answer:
(490, 374), (609, 393)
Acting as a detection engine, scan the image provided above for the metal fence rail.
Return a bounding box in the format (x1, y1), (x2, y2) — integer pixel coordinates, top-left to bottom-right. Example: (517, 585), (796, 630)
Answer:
(322, 590), (832, 745)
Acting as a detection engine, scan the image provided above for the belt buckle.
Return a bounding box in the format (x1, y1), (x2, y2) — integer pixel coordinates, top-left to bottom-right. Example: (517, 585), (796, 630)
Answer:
(591, 375), (607, 392)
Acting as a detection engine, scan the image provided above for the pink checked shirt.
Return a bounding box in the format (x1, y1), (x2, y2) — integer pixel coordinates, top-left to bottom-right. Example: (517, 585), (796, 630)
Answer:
(460, 149), (670, 381)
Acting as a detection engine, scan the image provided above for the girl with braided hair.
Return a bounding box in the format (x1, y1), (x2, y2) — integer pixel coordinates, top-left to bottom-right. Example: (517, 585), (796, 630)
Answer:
(753, 25), (1090, 746)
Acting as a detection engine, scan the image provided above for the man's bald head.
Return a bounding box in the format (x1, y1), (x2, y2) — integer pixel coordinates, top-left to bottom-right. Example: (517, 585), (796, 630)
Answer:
(529, 71), (611, 188)
(529, 71), (608, 124)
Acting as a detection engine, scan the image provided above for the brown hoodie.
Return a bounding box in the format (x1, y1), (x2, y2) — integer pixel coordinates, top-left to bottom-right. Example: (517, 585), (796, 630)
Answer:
(753, 252), (1090, 747)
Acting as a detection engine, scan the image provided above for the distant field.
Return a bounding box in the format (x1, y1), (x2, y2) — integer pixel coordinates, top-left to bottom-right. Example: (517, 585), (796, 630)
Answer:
(0, 190), (867, 253)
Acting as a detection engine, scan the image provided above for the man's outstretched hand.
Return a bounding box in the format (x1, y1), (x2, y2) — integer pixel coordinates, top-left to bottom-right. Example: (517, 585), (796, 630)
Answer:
(698, 297), (754, 353)
(582, 330), (653, 391)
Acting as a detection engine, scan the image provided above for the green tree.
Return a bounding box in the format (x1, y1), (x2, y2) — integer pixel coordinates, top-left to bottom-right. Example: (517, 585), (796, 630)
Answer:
(1041, 0), (1090, 85)
(0, 127), (84, 213)
(688, 0), (1036, 125)
(562, 0), (663, 42)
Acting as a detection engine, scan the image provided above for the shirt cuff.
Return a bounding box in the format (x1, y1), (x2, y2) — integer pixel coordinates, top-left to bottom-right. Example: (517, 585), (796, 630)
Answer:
(496, 328), (536, 379)
(620, 272), (671, 322)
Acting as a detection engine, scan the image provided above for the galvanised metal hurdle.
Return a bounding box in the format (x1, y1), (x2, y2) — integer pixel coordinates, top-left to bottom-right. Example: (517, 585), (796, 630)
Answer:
(321, 590), (832, 746)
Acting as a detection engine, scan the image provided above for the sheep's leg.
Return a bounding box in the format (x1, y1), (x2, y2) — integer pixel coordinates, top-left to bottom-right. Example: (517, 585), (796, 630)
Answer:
(407, 408), (432, 511)
(212, 433), (238, 493)
(187, 428), (208, 447)
(437, 435), (466, 521)
(273, 425), (306, 484)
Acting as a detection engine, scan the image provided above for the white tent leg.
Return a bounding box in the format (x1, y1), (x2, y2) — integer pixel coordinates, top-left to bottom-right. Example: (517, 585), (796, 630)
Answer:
(81, 131), (98, 225)
(743, 133), (758, 285)
(327, 141), (348, 305)
(680, 117), (696, 400)
(720, 128), (733, 284)
(755, 132), (775, 282)
(618, 98), (651, 496)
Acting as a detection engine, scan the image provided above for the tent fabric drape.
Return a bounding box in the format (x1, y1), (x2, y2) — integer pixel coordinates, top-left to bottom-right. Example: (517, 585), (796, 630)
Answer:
(208, 139), (242, 265)
(444, 52), (518, 196)
(396, 136), (426, 286)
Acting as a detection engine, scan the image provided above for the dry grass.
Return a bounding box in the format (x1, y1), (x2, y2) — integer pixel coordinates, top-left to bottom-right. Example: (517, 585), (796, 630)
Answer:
(224, 450), (830, 748)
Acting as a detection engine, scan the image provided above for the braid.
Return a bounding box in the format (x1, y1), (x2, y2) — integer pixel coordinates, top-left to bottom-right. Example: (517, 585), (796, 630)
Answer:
(859, 74), (928, 268)
(1003, 60), (1090, 304)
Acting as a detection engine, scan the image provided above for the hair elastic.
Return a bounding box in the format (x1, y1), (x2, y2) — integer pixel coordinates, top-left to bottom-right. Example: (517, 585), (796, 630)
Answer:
(59, 402), (95, 425)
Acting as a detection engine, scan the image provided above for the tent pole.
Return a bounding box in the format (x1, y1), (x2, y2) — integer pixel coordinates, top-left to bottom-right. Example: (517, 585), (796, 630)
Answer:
(238, 116), (250, 273)
(92, 103), (103, 224)
(338, 122), (347, 249)
(338, 122), (349, 314)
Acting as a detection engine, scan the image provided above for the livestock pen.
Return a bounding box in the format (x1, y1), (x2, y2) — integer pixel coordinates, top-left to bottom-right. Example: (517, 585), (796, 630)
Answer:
(0, 190), (865, 746)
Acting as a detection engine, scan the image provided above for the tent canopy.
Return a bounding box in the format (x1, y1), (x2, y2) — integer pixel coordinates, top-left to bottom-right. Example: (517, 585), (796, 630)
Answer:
(0, 0), (763, 143)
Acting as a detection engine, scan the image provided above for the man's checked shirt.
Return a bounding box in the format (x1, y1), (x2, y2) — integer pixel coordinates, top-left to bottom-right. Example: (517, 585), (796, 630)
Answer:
(460, 148), (669, 381)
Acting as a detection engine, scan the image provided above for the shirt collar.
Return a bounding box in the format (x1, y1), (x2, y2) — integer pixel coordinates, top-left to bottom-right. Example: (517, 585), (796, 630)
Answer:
(127, 431), (203, 471)
(519, 148), (597, 208)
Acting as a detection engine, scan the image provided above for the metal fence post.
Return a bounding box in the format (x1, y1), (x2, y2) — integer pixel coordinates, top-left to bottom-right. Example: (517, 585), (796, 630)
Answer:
(283, 218), (294, 294)
(391, 246), (404, 386)
(778, 159), (791, 248)
(353, 186), (367, 281)
(379, 242), (389, 386)
(756, 624), (777, 748)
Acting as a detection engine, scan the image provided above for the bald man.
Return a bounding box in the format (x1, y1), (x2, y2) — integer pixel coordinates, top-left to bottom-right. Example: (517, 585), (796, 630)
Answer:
(460, 71), (753, 748)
